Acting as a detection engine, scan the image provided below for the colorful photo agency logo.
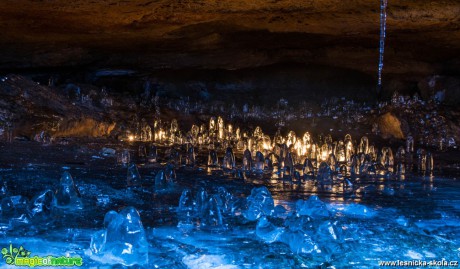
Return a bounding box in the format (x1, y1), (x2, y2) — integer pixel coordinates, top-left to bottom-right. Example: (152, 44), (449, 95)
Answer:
(1, 244), (82, 267)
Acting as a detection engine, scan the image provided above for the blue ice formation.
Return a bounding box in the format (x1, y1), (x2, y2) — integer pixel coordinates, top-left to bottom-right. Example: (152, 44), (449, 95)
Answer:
(28, 190), (54, 219)
(295, 195), (330, 219)
(176, 187), (228, 230)
(89, 207), (148, 266)
(127, 163), (142, 187)
(255, 196), (354, 259)
(243, 186), (274, 221)
(53, 172), (82, 209)
(256, 216), (285, 243)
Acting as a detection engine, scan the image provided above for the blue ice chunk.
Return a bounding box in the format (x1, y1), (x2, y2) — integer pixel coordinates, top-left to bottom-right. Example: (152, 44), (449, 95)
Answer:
(223, 147), (235, 170)
(1, 197), (15, 217)
(178, 188), (194, 213)
(295, 196), (330, 219)
(317, 162), (333, 183)
(280, 230), (320, 255)
(208, 150), (219, 167)
(254, 151), (265, 171)
(89, 207), (148, 266)
(53, 172), (82, 210)
(201, 195), (225, 230)
(216, 186), (234, 214)
(177, 188), (195, 229)
(284, 215), (315, 235)
(155, 168), (174, 191)
(242, 149), (253, 171)
(127, 163), (141, 186)
(194, 187), (208, 216)
(243, 186), (274, 221)
(314, 220), (343, 256)
(256, 216), (285, 243)
(28, 190), (53, 219)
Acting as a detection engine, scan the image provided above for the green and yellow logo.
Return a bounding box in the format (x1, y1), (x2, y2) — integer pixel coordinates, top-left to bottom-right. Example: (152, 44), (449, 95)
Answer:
(1, 244), (82, 267)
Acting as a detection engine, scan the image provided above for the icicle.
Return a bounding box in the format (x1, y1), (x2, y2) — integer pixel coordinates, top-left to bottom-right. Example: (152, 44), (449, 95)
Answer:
(377, 0), (388, 91)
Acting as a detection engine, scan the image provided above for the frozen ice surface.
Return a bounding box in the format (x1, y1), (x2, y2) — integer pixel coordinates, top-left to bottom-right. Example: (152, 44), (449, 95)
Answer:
(183, 254), (239, 269)
(53, 171), (82, 209)
(0, 142), (459, 268)
(243, 186), (274, 221)
(295, 195), (330, 219)
(328, 203), (377, 218)
(88, 207), (148, 266)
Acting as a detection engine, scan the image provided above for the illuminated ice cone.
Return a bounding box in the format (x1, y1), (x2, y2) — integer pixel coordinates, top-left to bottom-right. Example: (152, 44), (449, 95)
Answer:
(138, 145), (146, 160)
(426, 152), (434, 174)
(168, 148), (181, 165)
(303, 158), (315, 178)
(186, 145), (196, 166)
(209, 117), (216, 135)
(406, 135), (414, 154)
(253, 126), (263, 139)
(266, 153), (279, 169)
(243, 149), (253, 171)
(302, 132), (312, 146)
(154, 170), (169, 190)
(217, 116), (224, 141)
(317, 162), (332, 183)
(284, 152), (295, 175)
(344, 135), (354, 162)
(395, 163), (405, 178)
(164, 163), (176, 183)
(191, 124), (199, 140)
(254, 151), (265, 171)
(208, 150), (219, 167)
(326, 153), (338, 171)
(343, 178), (354, 194)
(195, 187), (208, 216)
(177, 188), (194, 228)
(335, 140), (346, 163)
(417, 149), (427, 173)
(54, 171), (82, 209)
(381, 147), (394, 172)
(147, 144), (157, 163)
(350, 155), (361, 177)
(358, 136), (369, 154)
(140, 124), (152, 141)
(118, 149), (130, 167)
(89, 207), (148, 266)
(127, 163), (142, 187)
(170, 119), (179, 134)
(395, 146), (405, 163)
(286, 131), (297, 148)
(223, 147), (235, 170)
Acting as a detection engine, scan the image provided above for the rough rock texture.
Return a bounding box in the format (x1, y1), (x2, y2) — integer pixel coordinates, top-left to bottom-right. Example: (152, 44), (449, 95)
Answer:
(376, 112), (404, 139)
(0, 75), (116, 138)
(0, 0), (459, 101)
